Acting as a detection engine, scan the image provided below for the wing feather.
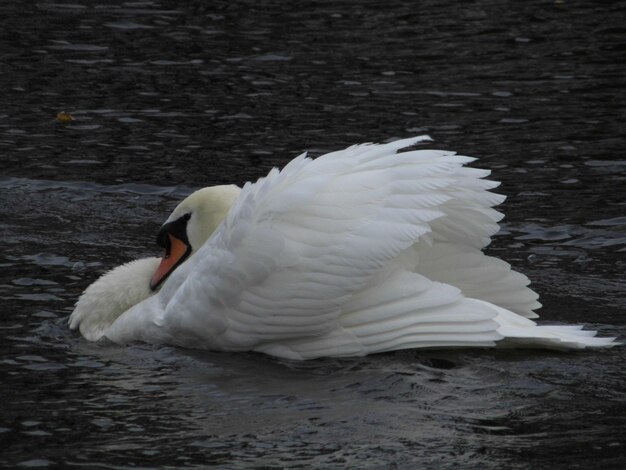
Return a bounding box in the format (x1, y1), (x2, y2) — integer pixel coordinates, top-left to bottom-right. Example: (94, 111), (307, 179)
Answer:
(415, 241), (541, 318)
(114, 136), (515, 352)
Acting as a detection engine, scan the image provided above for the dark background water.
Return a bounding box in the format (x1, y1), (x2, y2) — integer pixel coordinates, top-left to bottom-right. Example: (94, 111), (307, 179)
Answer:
(1, 1), (625, 468)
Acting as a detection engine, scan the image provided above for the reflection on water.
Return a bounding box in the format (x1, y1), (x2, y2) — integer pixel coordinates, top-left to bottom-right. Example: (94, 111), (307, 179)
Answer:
(1, 0), (625, 468)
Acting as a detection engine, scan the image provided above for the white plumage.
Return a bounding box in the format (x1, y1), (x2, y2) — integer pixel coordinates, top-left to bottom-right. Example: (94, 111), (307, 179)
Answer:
(69, 136), (618, 359)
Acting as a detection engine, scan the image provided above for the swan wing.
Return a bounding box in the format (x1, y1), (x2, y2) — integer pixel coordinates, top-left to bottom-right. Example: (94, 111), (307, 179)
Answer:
(254, 263), (612, 360)
(135, 136), (504, 349)
(256, 265), (504, 360)
(393, 159), (542, 319)
(414, 241), (541, 318)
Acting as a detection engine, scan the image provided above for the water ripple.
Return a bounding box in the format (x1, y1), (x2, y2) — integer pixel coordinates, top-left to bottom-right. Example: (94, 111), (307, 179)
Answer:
(2, 0), (625, 468)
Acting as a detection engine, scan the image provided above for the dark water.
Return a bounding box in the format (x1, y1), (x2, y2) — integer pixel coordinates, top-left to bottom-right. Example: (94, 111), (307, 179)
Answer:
(1, 0), (625, 468)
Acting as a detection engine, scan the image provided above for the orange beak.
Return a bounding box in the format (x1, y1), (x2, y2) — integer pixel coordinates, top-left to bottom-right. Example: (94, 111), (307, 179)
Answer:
(150, 234), (191, 290)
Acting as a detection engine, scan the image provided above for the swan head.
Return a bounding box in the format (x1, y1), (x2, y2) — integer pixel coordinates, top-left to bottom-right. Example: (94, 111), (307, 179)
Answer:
(150, 184), (241, 290)
(70, 185), (241, 340)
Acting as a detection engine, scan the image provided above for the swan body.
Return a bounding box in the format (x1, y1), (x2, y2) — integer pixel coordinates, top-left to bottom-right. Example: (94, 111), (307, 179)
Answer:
(69, 136), (617, 359)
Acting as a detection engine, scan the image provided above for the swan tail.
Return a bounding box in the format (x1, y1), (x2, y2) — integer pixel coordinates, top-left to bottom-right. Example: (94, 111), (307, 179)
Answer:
(486, 301), (619, 350)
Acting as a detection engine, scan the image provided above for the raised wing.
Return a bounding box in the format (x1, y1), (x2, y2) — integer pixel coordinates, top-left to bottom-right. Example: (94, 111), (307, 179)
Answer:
(415, 241), (541, 318)
(146, 136), (505, 350)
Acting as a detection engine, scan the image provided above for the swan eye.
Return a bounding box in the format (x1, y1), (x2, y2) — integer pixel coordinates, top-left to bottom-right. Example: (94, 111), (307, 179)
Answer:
(183, 213), (191, 221)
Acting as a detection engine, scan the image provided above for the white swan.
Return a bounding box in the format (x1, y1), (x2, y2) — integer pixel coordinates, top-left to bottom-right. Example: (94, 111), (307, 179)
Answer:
(69, 136), (617, 359)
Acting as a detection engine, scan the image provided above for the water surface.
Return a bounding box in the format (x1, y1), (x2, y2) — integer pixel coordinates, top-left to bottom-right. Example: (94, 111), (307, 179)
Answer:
(1, 1), (625, 468)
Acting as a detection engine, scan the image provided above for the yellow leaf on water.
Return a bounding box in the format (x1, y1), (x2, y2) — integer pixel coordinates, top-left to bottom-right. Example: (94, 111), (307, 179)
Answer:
(56, 111), (75, 123)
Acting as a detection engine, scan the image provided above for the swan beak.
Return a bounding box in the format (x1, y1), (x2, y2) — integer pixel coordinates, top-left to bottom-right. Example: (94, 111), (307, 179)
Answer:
(150, 234), (191, 291)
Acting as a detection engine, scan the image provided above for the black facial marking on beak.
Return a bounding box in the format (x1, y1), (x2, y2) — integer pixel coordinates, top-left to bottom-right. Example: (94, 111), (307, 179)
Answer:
(150, 213), (193, 291)
(156, 213), (191, 249)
